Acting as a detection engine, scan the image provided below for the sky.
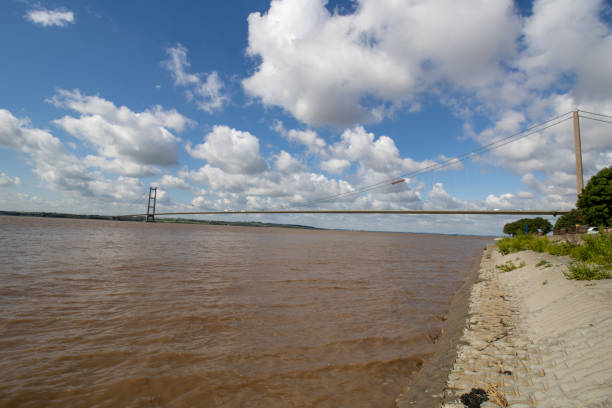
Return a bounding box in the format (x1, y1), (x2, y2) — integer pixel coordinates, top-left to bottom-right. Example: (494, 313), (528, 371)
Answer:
(1, 0), (611, 235)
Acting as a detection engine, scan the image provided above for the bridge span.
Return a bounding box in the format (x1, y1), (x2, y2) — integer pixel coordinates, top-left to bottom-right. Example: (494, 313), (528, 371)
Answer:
(136, 209), (569, 218)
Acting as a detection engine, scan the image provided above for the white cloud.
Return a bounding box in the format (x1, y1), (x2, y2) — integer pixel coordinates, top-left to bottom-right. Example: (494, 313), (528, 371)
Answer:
(25, 8), (74, 27)
(162, 43), (229, 113)
(156, 174), (191, 190)
(186, 125), (269, 174)
(321, 158), (351, 175)
(82, 156), (160, 178)
(50, 89), (192, 175)
(274, 150), (306, 174)
(0, 172), (21, 187)
(243, 0), (520, 127)
(274, 121), (328, 156)
(0, 108), (91, 194)
(0, 109), (149, 209)
(240, 0), (612, 216)
(425, 183), (471, 210)
(331, 126), (438, 175)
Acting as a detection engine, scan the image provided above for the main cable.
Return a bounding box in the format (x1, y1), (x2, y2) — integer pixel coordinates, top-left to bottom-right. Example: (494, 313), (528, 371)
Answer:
(578, 109), (612, 119)
(579, 115), (612, 125)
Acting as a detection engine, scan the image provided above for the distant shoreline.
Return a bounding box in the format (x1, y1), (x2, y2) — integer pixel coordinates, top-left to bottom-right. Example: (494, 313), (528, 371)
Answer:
(0, 211), (320, 230)
(0, 210), (497, 236)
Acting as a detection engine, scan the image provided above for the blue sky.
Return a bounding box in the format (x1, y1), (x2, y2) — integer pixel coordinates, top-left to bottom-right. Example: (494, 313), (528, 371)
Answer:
(1, 0), (611, 235)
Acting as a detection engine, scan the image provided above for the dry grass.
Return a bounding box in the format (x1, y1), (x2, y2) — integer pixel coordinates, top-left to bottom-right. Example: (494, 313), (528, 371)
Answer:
(487, 384), (508, 407)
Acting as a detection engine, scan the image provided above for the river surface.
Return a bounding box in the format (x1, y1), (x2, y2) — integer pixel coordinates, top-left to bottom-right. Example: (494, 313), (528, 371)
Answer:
(0, 216), (490, 407)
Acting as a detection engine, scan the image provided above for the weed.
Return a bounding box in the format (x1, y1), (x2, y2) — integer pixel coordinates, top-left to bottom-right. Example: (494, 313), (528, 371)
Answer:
(542, 280), (548, 285)
(496, 260), (526, 272)
(536, 260), (552, 268)
(565, 262), (612, 281)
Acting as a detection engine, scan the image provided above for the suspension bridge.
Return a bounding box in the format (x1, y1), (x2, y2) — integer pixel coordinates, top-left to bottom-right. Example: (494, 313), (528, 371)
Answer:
(131, 110), (611, 222)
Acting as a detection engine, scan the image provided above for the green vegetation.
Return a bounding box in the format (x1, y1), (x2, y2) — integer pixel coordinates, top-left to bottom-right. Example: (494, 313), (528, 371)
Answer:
(497, 234), (556, 255)
(503, 217), (552, 236)
(536, 260), (552, 268)
(553, 209), (583, 230)
(495, 260), (526, 272)
(577, 166), (612, 227)
(496, 233), (612, 280)
(566, 262), (611, 281)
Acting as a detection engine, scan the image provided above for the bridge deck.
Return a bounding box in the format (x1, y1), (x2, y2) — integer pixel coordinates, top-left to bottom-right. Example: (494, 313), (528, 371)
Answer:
(124, 209), (569, 217)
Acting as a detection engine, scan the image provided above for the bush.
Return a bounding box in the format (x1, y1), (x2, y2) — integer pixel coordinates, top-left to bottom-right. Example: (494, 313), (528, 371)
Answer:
(547, 241), (574, 256)
(503, 217), (552, 236)
(496, 233), (612, 280)
(579, 233), (612, 265)
(577, 166), (612, 227)
(497, 235), (553, 254)
(566, 262), (611, 280)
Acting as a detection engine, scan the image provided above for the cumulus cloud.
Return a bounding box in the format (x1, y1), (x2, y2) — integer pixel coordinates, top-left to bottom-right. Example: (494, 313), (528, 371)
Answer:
(330, 126), (438, 176)
(179, 122), (462, 211)
(156, 174), (191, 190)
(187, 125), (269, 174)
(0, 109), (90, 193)
(25, 8), (74, 27)
(321, 158), (351, 175)
(0, 172), (21, 187)
(162, 43), (229, 113)
(243, 0), (520, 127)
(240, 0), (612, 215)
(275, 150), (306, 174)
(0, 108), (152, 212)
(49, 89), (192, 175)
(273, 121), (327, 155)
(425, 183), (471, 210)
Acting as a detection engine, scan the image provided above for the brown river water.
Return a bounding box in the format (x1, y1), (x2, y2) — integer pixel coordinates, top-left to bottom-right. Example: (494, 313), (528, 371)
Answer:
(0, 216), (490, 407)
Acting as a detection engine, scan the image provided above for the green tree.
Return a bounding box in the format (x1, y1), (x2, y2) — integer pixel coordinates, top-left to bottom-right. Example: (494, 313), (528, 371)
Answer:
(503, 217), (552, 236)
(577, 166), (612, 227)
(553, 209), (583, 230)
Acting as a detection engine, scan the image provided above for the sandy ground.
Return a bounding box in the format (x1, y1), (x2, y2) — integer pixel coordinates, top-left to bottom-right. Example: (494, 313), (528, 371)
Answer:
(439, 244), (612, 408)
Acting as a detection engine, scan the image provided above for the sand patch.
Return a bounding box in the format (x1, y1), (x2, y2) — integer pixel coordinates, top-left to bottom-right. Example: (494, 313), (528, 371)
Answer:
(441, 244), (612, 408)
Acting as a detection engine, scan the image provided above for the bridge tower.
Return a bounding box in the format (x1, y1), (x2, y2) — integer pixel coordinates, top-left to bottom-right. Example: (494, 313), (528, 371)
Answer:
(573, 110), (584, 196)
(145, 186), (157, 222)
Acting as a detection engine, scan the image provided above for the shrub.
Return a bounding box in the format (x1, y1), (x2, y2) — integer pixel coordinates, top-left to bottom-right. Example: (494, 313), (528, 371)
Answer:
(496, 233), (612, 280)
(497, 235), (555, 255)
(503, 217), (552, 236)
(565, 233), (612, 267)
(566, 262), (611, 280)
(577, 166), (612, 227)
(547, 241), (574, 256)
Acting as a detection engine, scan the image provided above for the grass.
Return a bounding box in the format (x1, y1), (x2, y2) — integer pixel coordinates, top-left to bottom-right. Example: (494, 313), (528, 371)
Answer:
(497, 233), (612, 280)
(536, 260), (553, 268)
(496, 260), (526, 272)
(565, 262), (611, 281)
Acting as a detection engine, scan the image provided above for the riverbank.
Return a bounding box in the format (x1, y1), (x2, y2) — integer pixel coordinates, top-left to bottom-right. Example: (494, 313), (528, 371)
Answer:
(395, 245), (486, 407)
(438, 244), (612, 407)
